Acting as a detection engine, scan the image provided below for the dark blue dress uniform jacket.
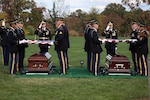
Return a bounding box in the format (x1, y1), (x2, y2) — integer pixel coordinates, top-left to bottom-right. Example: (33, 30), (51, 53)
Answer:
(136, 31), (148, 54)
(55, 25), (68, 51)
(84, 26), (92, 52)
(129, 30), (138, 52)
(0, 27), (8, 47)
(89, 29), (103, 53)
(34, 28), (51, 40)
(102, 29), (118, 49)
(7, 28), (19, 53)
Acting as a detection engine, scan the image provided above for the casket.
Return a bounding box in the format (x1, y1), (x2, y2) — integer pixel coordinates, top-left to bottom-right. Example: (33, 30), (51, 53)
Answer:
(27, 52), (52, 73)
(105, 54), (130, 75)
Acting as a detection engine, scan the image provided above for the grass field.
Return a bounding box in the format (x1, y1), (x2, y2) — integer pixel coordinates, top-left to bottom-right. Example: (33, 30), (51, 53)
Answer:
(0, 36), (149, 100)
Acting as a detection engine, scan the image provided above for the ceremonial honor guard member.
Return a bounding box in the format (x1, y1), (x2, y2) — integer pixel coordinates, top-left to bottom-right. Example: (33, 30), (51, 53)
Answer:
(7, 20), (19, 74)
(0, 19), (9, 66)
(129, 22), (139, 73)
(54, 17), (69, 75)
(84, 21), (92, 72)
(136, 23), (149, 76)
(34, 21), (52, 53)
(15, 19), (28, 73)
(61, 19), (70, 70)
(102, 22), (118, 56)
(89, 20), (103, 76)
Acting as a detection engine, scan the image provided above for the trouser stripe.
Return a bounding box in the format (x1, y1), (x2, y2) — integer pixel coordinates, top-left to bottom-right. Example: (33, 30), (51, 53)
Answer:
(142, 54), (147, 76)
(1, 47), (4, 65)
(65, 55), (68, 69)
(60, 51), (66, 74)
(90, 53), (93, 72)
(16, 53), (19, 72)
(95, 53), (98, 76)
(11, 53), (15, 74)
(135, 53), (138, 70)
(139, 57), (142, 75)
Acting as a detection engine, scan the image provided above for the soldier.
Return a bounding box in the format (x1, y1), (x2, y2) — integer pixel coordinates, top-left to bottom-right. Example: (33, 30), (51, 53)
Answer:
(84, 21), (92, 72)
(0, 19), (9, 66)
(34, 21), (52, 53)
(88, 20), (103, 76)
(129, 22), (139, 73)
(7, 20), (19, 74)
(61, 19), (70, 70)
(102, 22), (118, 56)
(54, 17), (70, 75)
(15, 19), (28, 73)
(136, 23), (149, 76)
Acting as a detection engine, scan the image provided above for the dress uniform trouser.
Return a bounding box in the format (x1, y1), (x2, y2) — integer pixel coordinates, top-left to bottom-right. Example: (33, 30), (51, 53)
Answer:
(131, 51), (139, 73)
(39, 44), (48, 53)
(105, 43), (116, 56)
(87, 52), (92, 72)
(106, 48), (115, 56)
(90, 52), (93, 72)
(138, 53), (148, 76)
(10, 52), (18, 74)
(1, 46), (9, 66)
(92, 52), (100, 76)
(64, 50), (69, 69)
(18, 48), (25, 72)
(57, 50), (67, 74)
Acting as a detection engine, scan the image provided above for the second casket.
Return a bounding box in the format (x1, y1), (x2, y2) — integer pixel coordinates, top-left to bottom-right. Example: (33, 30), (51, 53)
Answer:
(105, 54), (130, 75)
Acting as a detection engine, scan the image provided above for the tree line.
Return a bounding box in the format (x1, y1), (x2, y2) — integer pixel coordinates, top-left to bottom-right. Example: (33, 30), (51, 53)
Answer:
(0, 0), (150, 37)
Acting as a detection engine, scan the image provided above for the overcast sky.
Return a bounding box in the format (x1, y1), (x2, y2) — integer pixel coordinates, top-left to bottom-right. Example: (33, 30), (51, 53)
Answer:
(35, 0), (150, 13)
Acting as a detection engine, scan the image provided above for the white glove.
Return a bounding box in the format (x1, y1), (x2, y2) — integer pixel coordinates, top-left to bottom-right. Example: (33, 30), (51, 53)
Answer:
(38, 22), (42, 29)
(19, 40), (23, 44)
(22, 39), (27, 43)
(19, 39), (27, 44)
(106, 25), (109, 31)
(132, 39), (137, 43)
(115, 47), (117, 50)
(2, 20), (5, 27)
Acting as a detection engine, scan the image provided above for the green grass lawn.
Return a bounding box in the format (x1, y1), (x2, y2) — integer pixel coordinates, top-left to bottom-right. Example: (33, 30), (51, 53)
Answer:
(0, 36), (149, 100)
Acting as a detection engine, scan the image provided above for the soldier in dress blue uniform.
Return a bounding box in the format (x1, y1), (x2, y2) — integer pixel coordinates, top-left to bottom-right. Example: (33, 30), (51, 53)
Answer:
(61, 20), (70, 70)
(136, 23), (149, 76)
(34, 21), (52, 53)
(84, 21), (93, 72)
(129, 22), (139, 73)
(7, 20), (19, 74)
(54, 18), (69, 75)
(15, 20), (28, 73)
(89, 20), (103, 76)
(0, 19), (9, 66)
(102, 22), (118, 56)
